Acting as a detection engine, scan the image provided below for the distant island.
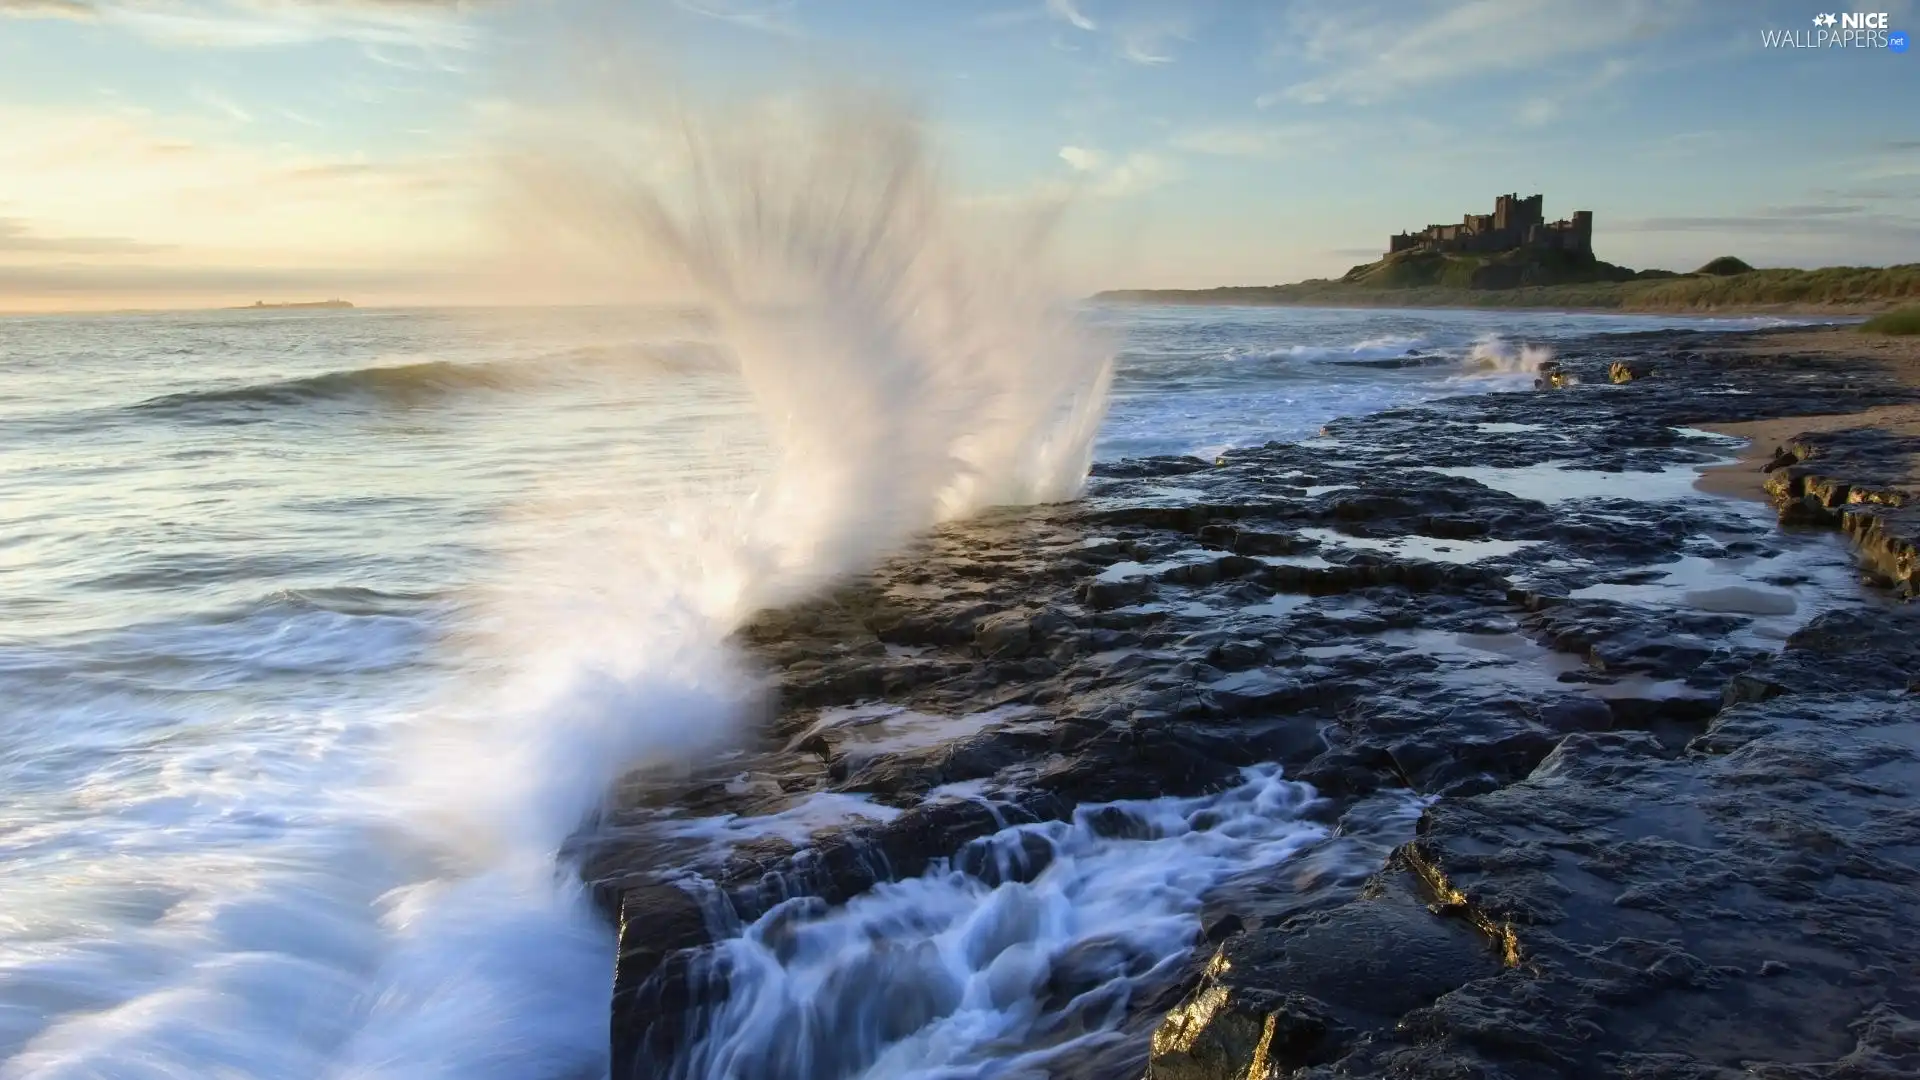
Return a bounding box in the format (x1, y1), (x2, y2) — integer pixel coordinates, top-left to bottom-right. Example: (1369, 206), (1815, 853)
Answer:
(1096, 192), (1919, 314)
(234, 299), (355, 310)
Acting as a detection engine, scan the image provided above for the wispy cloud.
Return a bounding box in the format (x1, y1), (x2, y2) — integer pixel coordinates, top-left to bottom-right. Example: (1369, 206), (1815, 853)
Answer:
(1058, 145), (1103, 171)
(2, 0), (489, 49)
(0, 261), (430, 305)
(277, 157), (463, 191)
(970, 144), (1176, 210)
(672, 0), (802, 37)
(1091, 151), (1175, 196)
(1046, 0), (1095, 32)
(1614, 204), (1920, 242)
(1050, 147), (1177, 198)
(0, 0), (95, 18)
(1118, 41), (1170, 63)
(1514, 56), (1634, 127)
(1271, 0), (1684, 106)
(0, 217), (170, 254)
(1116, 17), (1186, 64)
(985, 0), (1191, 64)
(191, 85), (253, 124)
(0, 101), (479, 287)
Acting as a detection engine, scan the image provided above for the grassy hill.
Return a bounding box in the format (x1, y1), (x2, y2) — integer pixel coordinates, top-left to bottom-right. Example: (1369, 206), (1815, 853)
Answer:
(1335, 247), (1645, 290)
(1095, 253), (1920, 314)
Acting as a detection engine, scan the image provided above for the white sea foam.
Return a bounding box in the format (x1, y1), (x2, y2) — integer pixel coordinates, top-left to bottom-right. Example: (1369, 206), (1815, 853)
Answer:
(1462, 334), (1556, 375)
(652, 792), (908, 851)
(1447, 334), (1568, 391)
(1227, 334), (1426, 363)
(660, 766), (1348, 1080)
(793, 703), (1042, 762)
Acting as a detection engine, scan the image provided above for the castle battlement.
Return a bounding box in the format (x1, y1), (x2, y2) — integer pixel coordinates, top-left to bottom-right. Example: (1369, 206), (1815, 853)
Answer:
(1388, 193), (1592, 258)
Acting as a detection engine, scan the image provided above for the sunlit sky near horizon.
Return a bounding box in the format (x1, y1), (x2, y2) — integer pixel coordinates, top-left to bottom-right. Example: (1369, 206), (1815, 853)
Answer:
(1, 0), (1916, 312)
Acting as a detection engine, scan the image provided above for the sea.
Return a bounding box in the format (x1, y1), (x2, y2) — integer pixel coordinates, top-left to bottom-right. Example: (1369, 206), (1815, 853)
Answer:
(0, 301), (1812, 1079)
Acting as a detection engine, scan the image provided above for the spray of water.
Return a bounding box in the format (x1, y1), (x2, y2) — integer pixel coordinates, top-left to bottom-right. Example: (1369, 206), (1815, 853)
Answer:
(1462, 335), (1556, 375)
(343, 91), (1113, 1077)
(405, 86), (1110, 846)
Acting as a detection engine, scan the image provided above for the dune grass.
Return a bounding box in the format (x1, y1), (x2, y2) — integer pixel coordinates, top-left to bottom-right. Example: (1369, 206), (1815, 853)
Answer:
(1858, 308), (1920, 335)
(1097, 263), (1920, 314)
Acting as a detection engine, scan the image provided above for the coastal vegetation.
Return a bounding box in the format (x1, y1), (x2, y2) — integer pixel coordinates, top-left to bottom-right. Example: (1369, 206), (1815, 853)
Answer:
(1695, 255), (1756, 276)
(1096, 255), (1920, 314)
(1859, 307), (1920, 335)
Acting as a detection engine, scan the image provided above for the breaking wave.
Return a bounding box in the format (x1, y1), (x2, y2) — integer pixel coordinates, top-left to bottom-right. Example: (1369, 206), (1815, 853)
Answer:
(1461, 335), (1556, 375)
(1226, 335), (1427, 364)
(129, 360), (531, 417)
(124, 343), (732, 421)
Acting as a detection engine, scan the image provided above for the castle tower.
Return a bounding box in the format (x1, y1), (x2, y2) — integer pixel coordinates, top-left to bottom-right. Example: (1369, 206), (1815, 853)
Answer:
(1570, 210), (1593, 255)
(1517, 194), (1544, 233)
(1493, 193), (1516, 232)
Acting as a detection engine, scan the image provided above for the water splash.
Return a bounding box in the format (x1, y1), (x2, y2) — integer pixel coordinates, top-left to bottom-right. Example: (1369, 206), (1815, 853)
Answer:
(519, 93), (1112, 571)
(359, 90), (1113, 1076)
(401, 87), (1112, 856)
(1461, 335), (1556, 375)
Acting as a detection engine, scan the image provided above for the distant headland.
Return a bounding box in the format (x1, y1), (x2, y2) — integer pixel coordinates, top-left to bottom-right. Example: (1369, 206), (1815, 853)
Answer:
(234, 299), (354, 310)
(1096, 192), (1919, 315)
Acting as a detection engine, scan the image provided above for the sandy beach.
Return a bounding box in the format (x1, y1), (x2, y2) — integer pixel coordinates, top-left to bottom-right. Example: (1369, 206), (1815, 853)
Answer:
(1694, 326), (1920, 501)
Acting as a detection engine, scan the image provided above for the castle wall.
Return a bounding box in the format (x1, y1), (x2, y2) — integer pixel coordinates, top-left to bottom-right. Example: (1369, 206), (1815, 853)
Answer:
(1387, 193), (1591, 258)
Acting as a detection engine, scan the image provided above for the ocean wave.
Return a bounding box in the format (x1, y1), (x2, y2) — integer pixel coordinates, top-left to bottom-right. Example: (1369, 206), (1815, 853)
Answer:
(124, 342), (733, 421)
(128, 360), (535, 418)
(1225, 335), (1427, 364)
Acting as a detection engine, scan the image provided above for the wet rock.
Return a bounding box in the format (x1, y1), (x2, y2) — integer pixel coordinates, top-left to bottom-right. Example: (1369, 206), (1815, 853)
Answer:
(974, 609), (1035, 658)
(1611, 359), (1653, 383)
(1178, 611), (1920, 1080)
(612, 922), (732, 1079)
(590, 327), (1920, 1080)
(1146, 866), (1500, 1079)
(1759, 427), (1920, 596)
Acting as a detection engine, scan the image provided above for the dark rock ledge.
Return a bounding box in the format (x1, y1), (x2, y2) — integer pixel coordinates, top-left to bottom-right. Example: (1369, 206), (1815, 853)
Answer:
(581, 327), (1920, 1080)
(1762, 426), (1920, 597)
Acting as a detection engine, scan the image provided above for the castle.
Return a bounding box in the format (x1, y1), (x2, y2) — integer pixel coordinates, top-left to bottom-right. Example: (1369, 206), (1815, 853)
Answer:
(1388, 193), (1592, 258)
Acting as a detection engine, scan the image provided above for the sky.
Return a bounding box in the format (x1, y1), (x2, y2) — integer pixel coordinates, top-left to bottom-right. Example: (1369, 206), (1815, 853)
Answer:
(0, 0), (1916, 311)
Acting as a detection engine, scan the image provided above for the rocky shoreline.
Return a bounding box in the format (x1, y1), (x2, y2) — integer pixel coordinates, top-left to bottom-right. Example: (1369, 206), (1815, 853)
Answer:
(582, 326), (1920, 1080)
